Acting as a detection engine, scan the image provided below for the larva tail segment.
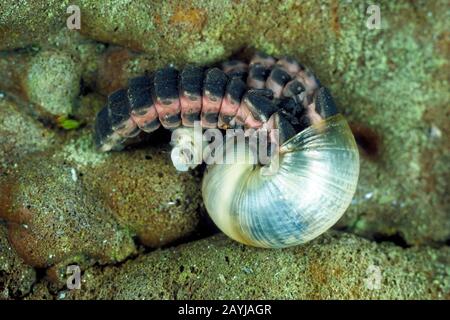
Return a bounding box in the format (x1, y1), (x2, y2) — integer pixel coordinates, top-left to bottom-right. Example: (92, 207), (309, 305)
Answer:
(108, 88), (140, 138)
(94, 106), (125, 152)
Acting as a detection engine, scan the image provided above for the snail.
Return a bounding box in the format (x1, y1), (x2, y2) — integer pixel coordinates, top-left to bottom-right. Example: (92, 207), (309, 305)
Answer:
(94, 51), (360, 248)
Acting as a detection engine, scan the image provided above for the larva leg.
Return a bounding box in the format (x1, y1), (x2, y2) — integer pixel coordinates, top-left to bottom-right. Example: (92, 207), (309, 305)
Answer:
(128, 75), (161, 133)
(153, 66), (182, 128)
(250, 88), (273, 99)
(179, 65), (204, 127)
(108, 89), (140, 138)
(201, 67), (228, 128)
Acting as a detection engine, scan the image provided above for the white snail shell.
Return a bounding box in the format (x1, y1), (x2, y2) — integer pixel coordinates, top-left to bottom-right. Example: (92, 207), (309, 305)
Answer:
(93, 50), (360, 249)
(201, 114), (359, 248)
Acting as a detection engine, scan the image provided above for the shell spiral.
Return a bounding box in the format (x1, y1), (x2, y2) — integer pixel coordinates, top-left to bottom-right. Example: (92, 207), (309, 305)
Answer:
(202, 114), (359, 248)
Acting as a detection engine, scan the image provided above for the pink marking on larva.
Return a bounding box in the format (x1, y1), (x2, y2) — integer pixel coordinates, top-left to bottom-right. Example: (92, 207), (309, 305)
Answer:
(131, 107), (160, 133)
(247, 77), (266, 89)
(154, 98), (181, 129)
(218, 95), (240, 129)
(180, 94), (202, 127)
(244, 113), (264, 130)
(222, 61), (248, 74)
(276, 58), (301, 77)
(265, 77), (284, 99)
(234, 101), (250, 126)
(249, 54), (276, 68)
(234, 98), (263, 129)
(201, 94), (223, 128)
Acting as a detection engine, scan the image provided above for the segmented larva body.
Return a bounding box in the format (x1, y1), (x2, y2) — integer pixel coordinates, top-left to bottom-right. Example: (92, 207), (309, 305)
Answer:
(94, 52), (338, 152)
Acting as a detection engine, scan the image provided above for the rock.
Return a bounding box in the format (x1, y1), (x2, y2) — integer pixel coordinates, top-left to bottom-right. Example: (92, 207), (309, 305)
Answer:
(0, 154), (137, 271)
(0, 31), (103, 118)
(332, 2), (450, 245)
(73, 92), (105, 125)
(58, 232), (449, 299)
(0, 0), (448, 299)
(0, 2), (65, 51)
(0, 224), (36, 299)
(0, 49), (81, 116)
(23, 282), (54, 300)
(83, 45), (162, 96)
(0, 97), (56, 169)
(0, 52), (32, 101)
(95, 46), (155, 96)
(58, 130), (202, 248)
(0, 110), (202, 275)
(25, 50), (81, 116)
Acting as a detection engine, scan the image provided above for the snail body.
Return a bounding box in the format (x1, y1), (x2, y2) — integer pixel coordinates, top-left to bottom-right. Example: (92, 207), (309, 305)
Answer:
(94, 51), (360, 248)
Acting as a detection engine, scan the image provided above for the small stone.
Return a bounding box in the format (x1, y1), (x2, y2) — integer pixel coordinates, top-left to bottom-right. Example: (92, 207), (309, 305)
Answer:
(26, 50), (81, 116)
(0, 224), (36, 299)
(0, 98), (56, 169)
(0, 154), (136, 270)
